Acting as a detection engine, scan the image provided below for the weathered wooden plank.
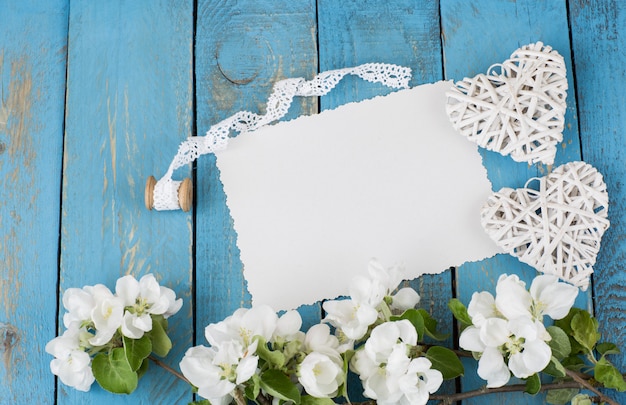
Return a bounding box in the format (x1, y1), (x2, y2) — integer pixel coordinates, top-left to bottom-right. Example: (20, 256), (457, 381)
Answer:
(440, 0), (585, 403)
(60, 1), (193, 403)
(569, 1), (626, 403)
(194, 0), (319, 334)
(0, 1), (68, 402)
(318, 0), (442, 107)
(316, 1), (453, 400)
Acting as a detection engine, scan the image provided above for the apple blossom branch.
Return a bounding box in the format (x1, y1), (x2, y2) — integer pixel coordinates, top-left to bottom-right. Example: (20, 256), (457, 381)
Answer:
(152, 355), (622, 405)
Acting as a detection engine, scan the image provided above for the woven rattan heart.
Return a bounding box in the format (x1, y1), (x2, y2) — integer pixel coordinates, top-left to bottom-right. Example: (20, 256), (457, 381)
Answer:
(481, 161), (609, 290)
(446, 42), (567, 165)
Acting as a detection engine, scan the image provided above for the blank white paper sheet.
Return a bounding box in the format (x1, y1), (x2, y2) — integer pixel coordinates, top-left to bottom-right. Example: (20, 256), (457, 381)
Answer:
(215, 81), (501, 310)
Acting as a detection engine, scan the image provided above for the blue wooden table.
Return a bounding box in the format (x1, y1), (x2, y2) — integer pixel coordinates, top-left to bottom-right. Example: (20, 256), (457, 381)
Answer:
(1, 1), (625, 404)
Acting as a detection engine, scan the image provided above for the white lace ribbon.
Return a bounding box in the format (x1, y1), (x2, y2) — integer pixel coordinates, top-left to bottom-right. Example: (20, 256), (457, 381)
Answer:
(152, 63), (412, 211)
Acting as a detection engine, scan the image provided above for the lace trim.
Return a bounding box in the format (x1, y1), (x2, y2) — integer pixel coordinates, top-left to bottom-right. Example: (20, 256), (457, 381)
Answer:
(152, 63), (411, 211)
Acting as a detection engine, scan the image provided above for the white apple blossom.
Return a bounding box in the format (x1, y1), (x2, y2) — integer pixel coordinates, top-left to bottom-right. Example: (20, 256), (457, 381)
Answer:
(494, 274), (531, 321)
(528, 275), (579, 320)
(160, 285), (184, 318)
(459, 274), (576, 388)
(115, 274), (183, 339)
(467, 291), (498, 327)
(182, 306), (282, 403)
(390, 287), (421, 312)
(323, 259), (421, 341)
(506, 317), (552, 379)
(399, 357), (444, 405)
(121, 311), (152, 339)
(62, 287), (96, 329)
(47, 274), (184, 395)
(272, 310), (304, 343)
(205, 305), (278, 349)
(45, 326), (95, 392)
(367, 260), (421, 312)
(89, 284), (124, 346)
(298, 351), (344, 398)
(179, 345), (235, 405)
(367, 259), (404, 295)
(323, 298), (378, 340)
(495, 274), (578, 322)
(460, 319), (512, 387)
(461, 317), (552, 386)
(476, 346), (511, 387)
(351, 320), (442, 405)
(304, 324), (341, 355)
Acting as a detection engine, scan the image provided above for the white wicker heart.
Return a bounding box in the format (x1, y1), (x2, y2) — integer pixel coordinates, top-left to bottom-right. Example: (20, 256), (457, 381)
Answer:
(446, 42), (567, 165)
(481, 161), (609, 290)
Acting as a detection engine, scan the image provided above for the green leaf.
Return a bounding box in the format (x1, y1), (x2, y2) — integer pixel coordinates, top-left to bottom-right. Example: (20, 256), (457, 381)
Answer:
(597, 342), (621, 356)
(561, 355), (586, 371)
(152, 314), (168, 330)
(244, 374), (261, 402)
(283, 339), (304, 361)
(92, 348), (139, 394)
(524, 373), (541, 395)
(546, 388), (579, 405)
(547, 326), (571, 360)
(417, 309), (449, 341)
(570, 311), (600, 354)
(259, 369), (301, 404)
(391, 309), (425, 340)
(594, 357), (626, 391)
(568, 337), (586, 356)
(447, 298), (472, 326)
(555, 307), (584, 334)
(425, 346), (464, 380)
(123, 334), (152, 371)
(554, 308), (586, 355)
(255, 336), (286, 369)
(148, 316), (172, 357)
(301, 396), (336, 405)
(543, 356), (566, 378)
(136, 357), (149, 379)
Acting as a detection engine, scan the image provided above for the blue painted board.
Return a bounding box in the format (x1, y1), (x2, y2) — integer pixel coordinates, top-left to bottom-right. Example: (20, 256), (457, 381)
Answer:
(60, 1), (193, 403)
(194, 0), (320, 337)
(0, 1), (68, 402)
(441, 0), (586, 403)
(317, 0), (442, 108)
(569, 1), (626, 403)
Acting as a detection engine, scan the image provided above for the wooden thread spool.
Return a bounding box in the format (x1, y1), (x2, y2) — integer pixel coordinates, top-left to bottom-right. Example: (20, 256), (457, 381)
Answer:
(145, 176), (193, 212)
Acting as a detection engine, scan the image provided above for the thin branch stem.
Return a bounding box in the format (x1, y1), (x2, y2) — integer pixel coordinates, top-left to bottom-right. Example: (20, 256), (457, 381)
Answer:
(233, 389), (247, 405)
(149, 355), (191, 385)
(565, 369), (620, 405)
(256, 392), (272, 405)
(428, 381), (581, 404)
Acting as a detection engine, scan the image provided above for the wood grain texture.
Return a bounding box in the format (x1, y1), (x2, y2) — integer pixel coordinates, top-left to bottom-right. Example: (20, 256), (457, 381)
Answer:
(317, 0), (442, 107)
(60, 1), (193, 403)
(316, 1), (456, 400)
(0, 1), (68, 402)
(440, 0), (586, 403)
(569, 1), (626, 403)
(194, 0), (319, 336)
